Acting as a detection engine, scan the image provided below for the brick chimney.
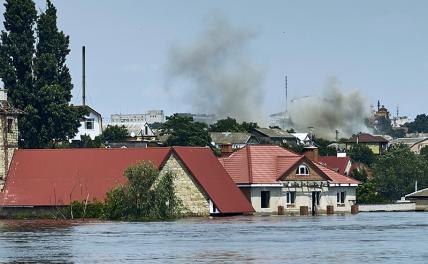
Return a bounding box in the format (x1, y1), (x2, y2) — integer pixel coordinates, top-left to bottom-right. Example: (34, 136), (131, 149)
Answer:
(303, 146), (319, 163)
(220, 144), (233, 157)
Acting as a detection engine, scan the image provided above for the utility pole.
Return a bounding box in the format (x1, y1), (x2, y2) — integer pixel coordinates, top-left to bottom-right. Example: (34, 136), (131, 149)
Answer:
(82, 46), (86, 106)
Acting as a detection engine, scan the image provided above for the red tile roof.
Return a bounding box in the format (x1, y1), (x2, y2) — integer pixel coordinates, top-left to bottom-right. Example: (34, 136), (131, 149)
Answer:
(220, 145), (359, 185)
(0, 147), (254, 214)
(219, 145), (299, 184)
(173, 147), (254, 214)
(346, 133), (388, 143)
(318, 156), (351, 175)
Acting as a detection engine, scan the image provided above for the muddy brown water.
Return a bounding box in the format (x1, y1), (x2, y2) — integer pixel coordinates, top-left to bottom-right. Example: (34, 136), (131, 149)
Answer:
(0, 212), (427, 263)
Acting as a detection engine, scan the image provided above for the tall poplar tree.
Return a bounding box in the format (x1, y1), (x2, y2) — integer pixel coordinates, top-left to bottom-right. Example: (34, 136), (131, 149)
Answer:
(0, 0), (83, 148)
(32, 0), (81, 147)
(0, 0), (36, 110)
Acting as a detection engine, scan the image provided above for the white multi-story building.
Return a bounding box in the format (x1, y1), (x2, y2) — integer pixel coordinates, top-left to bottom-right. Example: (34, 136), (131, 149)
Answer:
(110, 110), (165, 124)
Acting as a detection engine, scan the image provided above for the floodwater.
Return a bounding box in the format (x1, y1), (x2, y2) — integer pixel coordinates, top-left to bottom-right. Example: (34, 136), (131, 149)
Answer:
(0, 213), (427, 264)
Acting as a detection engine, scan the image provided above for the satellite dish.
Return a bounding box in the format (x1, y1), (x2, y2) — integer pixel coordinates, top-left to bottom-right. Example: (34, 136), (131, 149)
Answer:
(130, 132), (136, 137)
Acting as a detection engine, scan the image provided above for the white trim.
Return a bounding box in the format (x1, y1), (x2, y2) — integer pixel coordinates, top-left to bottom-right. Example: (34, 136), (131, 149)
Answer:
(237, 183), (283, 187)
(329, 183), (359, 187)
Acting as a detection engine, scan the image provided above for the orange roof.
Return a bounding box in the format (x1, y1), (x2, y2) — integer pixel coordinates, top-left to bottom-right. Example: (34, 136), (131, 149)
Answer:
(0, 147), (254, 214)
(220, 145), (359, 185)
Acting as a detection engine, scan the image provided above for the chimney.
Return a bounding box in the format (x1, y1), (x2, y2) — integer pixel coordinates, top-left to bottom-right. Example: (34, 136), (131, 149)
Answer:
(303, 146), (319, 163)
(220, 144), (233, 157)
(0, 89), (7, 101)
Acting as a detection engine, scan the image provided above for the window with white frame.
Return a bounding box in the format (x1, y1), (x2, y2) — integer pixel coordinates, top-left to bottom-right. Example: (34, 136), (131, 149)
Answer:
(337, 191), (346, 204)
(85, 118), (94, 130)
(286, 191), (296, 204)
(296, 164), (310, 175)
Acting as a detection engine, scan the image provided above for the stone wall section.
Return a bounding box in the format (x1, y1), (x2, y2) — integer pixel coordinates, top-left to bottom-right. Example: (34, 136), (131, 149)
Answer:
(0, 115), (18, 188)
(161, 154), (210, 216)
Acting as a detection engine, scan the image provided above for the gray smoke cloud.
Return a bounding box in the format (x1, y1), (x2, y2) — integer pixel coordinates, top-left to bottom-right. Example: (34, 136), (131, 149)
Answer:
(165, 18), (265, 123)
(288, 77), (371, 139)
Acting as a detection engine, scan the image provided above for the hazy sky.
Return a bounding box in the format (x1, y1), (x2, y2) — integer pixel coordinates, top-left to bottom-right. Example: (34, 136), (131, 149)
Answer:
(1, 0), (427, 122)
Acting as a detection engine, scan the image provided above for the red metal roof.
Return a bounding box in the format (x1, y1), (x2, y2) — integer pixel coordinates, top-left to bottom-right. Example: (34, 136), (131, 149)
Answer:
(220, 145), (359, 185)
(1, 148), (171, 207)
(0, 147), (254, 214)
(172, 147), (254, 213)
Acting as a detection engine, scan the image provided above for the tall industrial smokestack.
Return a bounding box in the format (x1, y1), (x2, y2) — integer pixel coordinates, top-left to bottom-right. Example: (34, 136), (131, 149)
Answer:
(82, 46), (86, 106)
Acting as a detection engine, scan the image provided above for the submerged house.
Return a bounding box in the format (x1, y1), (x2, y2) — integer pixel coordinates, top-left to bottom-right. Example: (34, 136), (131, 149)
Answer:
(0, 147), (254, 216)
(219, 145), (359, 214)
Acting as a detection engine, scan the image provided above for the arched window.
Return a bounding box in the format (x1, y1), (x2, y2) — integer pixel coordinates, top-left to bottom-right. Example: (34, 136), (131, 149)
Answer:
(296, 165), (309, 175)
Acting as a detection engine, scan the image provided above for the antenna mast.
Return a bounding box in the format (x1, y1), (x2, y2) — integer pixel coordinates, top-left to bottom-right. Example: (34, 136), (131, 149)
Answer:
(82, 46), (86, 106)
(285, 75), (288, 113)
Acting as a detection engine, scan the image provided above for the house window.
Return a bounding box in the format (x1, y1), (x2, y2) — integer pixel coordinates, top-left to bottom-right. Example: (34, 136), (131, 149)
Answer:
(7, 118), (13, 133)
(85, 118), (94, 130)
(286, 191), (296, 204)
(261, 191), (270, 208)
(296, 165), (309, 175)
(337, 191), (346, 204)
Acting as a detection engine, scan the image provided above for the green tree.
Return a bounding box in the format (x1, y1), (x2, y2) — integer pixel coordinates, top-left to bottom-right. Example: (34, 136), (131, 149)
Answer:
(356, 181), (387, 204)
(103, 161), (181, 220)
(420, 145), (428, 160)
(101, 125), (128, 142)
(209, 117), (258, 133)
(372, 145), (428, 201)
(406, 114), (428, 133)
(348, 144), (376, 166)
(0, 0), (37, 110)
(313, 137), (336, 156)
(161, 114), (211, 146)
(0, 0), (83, 148)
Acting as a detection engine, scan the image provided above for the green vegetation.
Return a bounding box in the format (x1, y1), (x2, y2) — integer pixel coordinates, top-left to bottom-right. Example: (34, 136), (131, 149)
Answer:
(0, 0), (83, 148)
(420, 145), (428, 160)
(103, 161), (181, 220)
(313, 137), (337, 156)
(209, 117), (258, 133)
(405, 114), (428, 133)
(161, 114), (211, 146)
(348, 144), (375, 167)
(100, 125), (129, 142)
(357, 144), (428, 203)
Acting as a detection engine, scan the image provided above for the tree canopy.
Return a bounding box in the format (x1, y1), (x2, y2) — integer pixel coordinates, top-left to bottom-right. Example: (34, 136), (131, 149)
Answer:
(100, 125), (129, 142)
(209, 117), (258, 133)
(103, 161), (181, 220)
(161, 114), (211, 146)
(0, 0), (83, 148)
(348, 144), (376, 167)
(405, 114), (428, 133)
(372, 145), (428, 201)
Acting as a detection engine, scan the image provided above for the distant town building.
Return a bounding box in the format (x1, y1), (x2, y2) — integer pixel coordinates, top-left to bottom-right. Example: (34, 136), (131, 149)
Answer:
(345, 133), (389, 155)
(210, 132), (259, 150)
(390, 137), (428, 154)
(269, 111), (293, 130)
(111, 110), (165, 124)
(252, 127), (296, 145)
(176, 113), (216, 125)
(73, 106), (103, 141)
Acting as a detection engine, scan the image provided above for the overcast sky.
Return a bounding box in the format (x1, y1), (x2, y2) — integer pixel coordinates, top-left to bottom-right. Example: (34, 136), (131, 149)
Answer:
(1, 0), (427, 122)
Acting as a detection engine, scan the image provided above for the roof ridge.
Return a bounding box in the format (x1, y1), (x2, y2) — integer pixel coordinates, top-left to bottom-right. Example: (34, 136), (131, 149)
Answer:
(247, 145), (253, 184)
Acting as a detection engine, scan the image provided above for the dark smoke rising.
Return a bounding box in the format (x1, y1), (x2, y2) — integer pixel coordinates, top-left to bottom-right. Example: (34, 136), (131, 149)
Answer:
(165, 18), (265, 123)
(288, 77), (371, 139)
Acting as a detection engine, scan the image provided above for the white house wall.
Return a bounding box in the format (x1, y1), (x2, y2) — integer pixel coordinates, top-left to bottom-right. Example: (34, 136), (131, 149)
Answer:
(73, 112), (102, 141)
(246, 185), (357, 214)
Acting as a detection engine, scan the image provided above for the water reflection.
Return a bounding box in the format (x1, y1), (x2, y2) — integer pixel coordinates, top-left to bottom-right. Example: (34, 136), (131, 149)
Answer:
(0, 213), (426, 263)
